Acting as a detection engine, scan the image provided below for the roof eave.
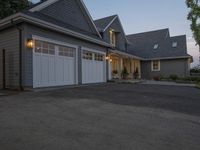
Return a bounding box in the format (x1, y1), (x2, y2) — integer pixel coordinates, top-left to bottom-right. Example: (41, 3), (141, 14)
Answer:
(0, 13), (110, 47)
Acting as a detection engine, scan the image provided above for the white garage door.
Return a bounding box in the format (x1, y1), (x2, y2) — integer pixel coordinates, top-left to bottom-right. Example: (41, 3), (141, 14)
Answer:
(82, 49), (106, 84)
(33, 40), (77, 88)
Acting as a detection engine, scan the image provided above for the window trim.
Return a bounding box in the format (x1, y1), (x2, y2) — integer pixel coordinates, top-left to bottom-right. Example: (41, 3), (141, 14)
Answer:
(109, 29), (116, 46)
(151, 60), (160, 71)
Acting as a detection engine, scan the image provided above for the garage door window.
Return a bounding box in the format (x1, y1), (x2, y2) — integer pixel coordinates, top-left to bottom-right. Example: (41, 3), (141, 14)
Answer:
(59, 46), (75, 57)
(94, 53), (104, 61)
(83, 51), (93, 60)
(35, 40), (55, 55)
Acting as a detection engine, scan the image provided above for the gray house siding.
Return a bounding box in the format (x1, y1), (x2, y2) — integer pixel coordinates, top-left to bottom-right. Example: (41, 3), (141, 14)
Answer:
(0, 27), (20, 89)
(24, 24), (107, 86)
(0, 50), (3, 89)
(103, 18), (127, 51)
(141, 58), (190, 79)
(40, 0), (96, 35)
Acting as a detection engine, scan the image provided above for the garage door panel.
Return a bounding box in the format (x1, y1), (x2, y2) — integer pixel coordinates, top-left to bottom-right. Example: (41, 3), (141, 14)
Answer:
(33, 40), (77, 88)
(82, 50), (106, 84)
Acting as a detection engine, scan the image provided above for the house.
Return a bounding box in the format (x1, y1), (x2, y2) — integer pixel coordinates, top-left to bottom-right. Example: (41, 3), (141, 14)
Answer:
(127, 29), (192, 79)
(94, 15), (142, 80)
(0, 0), (192, 90)
(0, 0), (109, 89)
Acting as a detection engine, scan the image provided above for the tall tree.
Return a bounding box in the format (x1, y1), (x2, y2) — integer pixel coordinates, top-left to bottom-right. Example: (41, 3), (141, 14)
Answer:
(0, 0), (30, 19)
(186, 0), (200, 46)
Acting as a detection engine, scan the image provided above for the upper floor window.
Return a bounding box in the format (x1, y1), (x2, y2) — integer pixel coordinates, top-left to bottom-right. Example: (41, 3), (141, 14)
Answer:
(172, 42), (177, 48)
(109, 29), (116, 46)
(153, 44), (159, 50)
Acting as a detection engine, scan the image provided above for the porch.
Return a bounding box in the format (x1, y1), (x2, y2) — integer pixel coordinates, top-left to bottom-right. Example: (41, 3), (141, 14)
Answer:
(107, 50), (141, 80)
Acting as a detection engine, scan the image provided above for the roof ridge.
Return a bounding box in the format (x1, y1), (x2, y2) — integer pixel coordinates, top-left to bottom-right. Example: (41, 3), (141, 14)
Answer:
(126, 28), (169, 37)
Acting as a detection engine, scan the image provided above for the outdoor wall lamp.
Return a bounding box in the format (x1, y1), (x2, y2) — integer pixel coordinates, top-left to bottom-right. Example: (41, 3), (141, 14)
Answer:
(27, 39), (33, 49)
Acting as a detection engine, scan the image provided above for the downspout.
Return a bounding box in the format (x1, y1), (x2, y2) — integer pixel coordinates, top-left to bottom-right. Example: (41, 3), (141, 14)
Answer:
(11, 19), (24, 91)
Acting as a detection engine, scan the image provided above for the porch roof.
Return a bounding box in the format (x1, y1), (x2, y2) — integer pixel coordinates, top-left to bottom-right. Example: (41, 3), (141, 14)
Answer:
(109, 49), (142, 60)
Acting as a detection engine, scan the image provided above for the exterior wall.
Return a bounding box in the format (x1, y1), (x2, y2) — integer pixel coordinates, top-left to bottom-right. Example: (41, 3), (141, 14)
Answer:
(103, 18), (127, 51)
(24, 23), (107, 87)
(40, 0), (95, 34)
(141, 58), (190, 79)
(0, 50), (3, 89)
(0, 27), (20, 89)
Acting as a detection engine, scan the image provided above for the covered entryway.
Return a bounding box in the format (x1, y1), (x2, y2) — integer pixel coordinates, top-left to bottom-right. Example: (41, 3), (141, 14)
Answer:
(33, 39), (78, 88)
(82, 49), (106, 84)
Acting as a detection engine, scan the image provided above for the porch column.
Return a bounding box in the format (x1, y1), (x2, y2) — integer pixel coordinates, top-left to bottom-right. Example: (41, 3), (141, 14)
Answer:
(120, 58), (123, 79)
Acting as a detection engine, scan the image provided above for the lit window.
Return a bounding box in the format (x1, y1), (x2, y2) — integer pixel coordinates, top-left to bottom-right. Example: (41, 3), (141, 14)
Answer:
(172, 42), (177, 48)
(82, 50), (93, 60)
(94, 53), (104, 61)
(35, 40), (55, 55)
(151, 60), (160, 71)
(59, 46), (75, 57)
(154, 44), (159, 50)
(109, 29), (116, 46)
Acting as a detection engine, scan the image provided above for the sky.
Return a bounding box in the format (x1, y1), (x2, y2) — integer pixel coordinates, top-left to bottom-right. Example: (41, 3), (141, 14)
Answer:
(31, 0), (199, 67)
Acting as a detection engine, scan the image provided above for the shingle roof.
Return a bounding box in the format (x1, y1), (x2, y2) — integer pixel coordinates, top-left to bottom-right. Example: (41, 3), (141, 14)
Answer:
(22, 11), (103, 41)
(94, 15), (117, 31)
(127, 29), (190, 59)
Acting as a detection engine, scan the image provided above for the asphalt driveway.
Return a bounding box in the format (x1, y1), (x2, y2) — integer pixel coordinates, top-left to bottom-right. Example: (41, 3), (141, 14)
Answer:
(0, 83), (200, 150)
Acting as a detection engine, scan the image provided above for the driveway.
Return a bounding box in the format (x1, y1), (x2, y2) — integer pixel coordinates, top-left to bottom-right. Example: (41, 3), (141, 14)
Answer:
(0, 83), (200, 150)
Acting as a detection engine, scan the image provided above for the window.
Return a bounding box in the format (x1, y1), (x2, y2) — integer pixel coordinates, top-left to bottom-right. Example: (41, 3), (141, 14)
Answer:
(151, 60), (160, 71)
(82, 50), (93, 60)
(172, 42), (177, 48)
(109, 29), (116, 46)
(94, 53), (104, 61)
(153, 44), (159, 50)
(59, 46), (75, 57)
(35, 40), (55, 55)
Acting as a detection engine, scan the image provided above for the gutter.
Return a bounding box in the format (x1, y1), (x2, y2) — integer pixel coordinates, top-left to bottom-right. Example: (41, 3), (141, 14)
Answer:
(0, 13), (111, 47)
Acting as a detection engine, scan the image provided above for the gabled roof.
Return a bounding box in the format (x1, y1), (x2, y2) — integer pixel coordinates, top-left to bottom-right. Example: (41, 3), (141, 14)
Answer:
(29, 0), (102, 38)
(94, 15), (118, 32)
(127, 29), (191, 59)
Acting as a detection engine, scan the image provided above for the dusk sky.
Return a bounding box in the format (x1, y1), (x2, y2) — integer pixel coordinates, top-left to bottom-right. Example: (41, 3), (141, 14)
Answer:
(31, 0), (199, 67)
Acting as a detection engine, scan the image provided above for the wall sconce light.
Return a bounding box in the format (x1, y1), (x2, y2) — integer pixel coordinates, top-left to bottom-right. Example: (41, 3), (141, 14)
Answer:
(27, 39), (33, 49)
(105, 56), (109, 60)
(110, 59), (112, 62)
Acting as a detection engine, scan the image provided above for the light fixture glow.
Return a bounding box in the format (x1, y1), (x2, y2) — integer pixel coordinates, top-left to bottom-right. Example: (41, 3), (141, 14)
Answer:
(27, 39), (33, 49)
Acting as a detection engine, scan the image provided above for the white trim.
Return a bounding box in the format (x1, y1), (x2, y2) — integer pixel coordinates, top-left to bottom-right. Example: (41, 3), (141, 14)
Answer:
(81, 47), (106, 55)
(32, 35), (79, 49)
(79, 0), (102, 38)
(151, 60), (160, 72)
(0, 13), (110, 47)
(144, 56), (191, 61)
(29, 0), (59, 12)
(32, 35), (79, 86)
(103, 15), (118, 32)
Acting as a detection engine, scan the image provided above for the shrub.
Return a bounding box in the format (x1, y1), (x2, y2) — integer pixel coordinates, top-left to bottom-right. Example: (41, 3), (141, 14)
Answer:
(169, 75), (178, 81)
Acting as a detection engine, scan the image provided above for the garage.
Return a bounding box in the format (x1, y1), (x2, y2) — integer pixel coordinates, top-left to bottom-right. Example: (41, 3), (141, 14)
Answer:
(33, 39), (77, 88)
(82, 49), (106, 84)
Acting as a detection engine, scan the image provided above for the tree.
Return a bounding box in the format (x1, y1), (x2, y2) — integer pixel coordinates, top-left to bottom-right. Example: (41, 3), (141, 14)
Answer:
(0, 0), (30, 19)
(186, 0), (200, 66)
(186, 0), (200, 46)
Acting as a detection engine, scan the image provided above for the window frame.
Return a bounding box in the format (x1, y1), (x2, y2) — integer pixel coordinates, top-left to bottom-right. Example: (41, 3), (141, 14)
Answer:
(151, 60), (160, 71)
(109, 29), (116, 46)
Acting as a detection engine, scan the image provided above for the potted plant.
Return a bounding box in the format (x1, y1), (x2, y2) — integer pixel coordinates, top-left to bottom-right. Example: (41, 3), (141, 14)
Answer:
(121, 67), (129, 79)
(112, 70), (118, 79)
